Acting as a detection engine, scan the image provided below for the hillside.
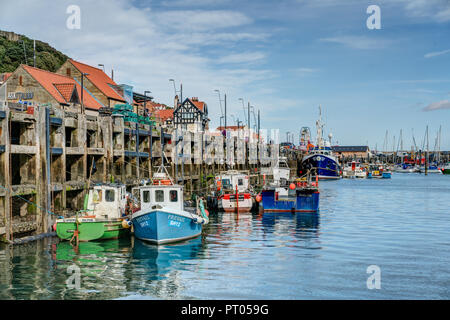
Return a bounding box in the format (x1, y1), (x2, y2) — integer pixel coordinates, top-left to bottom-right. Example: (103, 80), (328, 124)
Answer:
(0, 30), (69, 73)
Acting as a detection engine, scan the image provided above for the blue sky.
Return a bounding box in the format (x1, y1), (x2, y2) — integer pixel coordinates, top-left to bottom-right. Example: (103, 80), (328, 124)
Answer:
(1, 0), (449, 149)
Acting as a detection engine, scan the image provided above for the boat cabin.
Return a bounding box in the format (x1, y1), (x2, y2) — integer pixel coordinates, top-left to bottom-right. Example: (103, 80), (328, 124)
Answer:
(132, 173), (184, 212)
(86, 184), (127, 219)
(216, 171), (250, 193)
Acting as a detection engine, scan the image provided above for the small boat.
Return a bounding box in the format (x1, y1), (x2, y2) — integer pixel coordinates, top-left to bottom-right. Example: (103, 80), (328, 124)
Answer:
(212, 170), (254, 213)
(366, 164), (391, 179)
(394, 163), (419, 173)
(261, 156), (291, 196)
(342, 161), (366, 179)
(131, 166), (208, 245)
(418, 165), (443, 174)
(56, 184), (131, 242)
(259, 172), (320, 213)
(441, 163), (450, 175)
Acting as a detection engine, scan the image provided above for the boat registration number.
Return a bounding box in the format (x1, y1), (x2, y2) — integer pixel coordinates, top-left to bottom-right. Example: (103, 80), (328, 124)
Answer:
(168, 214), (185, 228)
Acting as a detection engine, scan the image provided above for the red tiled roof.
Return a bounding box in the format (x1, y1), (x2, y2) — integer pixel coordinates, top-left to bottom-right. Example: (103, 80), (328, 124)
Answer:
(190, 97), (205, 112)
(69, 59), (125, 102)
(1, 73), (12, 82)
(54, 83), (76, 102)
(153, 108), (174, 122)
(216, 126), (245, 131)
(22, 65), (103, 110)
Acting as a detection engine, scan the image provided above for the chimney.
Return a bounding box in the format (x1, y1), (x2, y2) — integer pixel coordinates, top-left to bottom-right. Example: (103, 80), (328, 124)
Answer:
(111, 68), (114, 81)
(174, 94), (179, 108)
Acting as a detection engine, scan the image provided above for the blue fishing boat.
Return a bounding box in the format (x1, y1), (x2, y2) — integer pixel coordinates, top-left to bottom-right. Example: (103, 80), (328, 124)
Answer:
(131, 167), (208, 245)
(259, 175), (320, 213)
(301, 106), (340, 180)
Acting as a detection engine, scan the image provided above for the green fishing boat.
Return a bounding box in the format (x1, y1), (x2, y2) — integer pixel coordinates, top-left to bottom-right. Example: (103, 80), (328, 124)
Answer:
(56, 184), (132, 242)
(442, 163), (450, 175)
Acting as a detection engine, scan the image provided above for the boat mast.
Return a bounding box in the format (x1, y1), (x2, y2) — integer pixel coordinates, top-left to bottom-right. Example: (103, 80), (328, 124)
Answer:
(316, 105), (323, 148)
(425, 125), (429, 175)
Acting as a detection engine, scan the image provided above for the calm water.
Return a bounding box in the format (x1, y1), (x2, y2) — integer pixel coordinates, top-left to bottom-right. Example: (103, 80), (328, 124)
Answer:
(1, 174), (449, 299)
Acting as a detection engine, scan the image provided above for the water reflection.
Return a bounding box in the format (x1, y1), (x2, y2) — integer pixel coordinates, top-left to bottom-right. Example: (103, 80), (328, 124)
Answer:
(260, 211), (321, 249)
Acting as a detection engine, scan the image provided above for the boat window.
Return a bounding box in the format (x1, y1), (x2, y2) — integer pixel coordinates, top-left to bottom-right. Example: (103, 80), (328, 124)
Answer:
(221, 179), (232, 188)
(92, 190), (102, 203)
(169, 190), (178, 202)
(155, 190), (164, 202)
(238, 178), (244, 186)
(105, 190), (115, 202)
(143, 190), (150, 203)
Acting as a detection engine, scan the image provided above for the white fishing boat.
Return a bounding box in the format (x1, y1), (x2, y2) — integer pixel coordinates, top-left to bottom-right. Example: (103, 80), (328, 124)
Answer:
(342, 161), (366, 179)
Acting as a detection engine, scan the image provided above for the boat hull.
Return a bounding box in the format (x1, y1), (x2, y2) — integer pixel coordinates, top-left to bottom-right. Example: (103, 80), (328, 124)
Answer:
(261, 189), (319, 212)
(217, 194), (253, 213)
(56, 218), (129, 241)
(132, 209), (203, 244)
(301, 154), (340, 180)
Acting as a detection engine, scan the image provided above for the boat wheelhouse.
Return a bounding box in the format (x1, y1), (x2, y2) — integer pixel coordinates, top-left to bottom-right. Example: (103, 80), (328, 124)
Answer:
(56, 184), (131, 242)
(212, 170), (253, 213)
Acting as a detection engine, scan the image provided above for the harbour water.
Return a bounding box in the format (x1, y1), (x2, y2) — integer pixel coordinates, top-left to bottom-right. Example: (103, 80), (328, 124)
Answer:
(1, 174), (449, 299)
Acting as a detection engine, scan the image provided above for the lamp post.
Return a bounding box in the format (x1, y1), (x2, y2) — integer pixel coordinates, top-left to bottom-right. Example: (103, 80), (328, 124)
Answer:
(214, 89), (227, 130)
(81, 72), (89, 114)
(238, 98), (247, 124)
(18, 40), (27, 65)
(169, 79), (182, 103)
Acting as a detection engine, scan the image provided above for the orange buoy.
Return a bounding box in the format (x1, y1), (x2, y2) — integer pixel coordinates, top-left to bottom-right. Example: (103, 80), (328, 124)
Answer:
(52, 223), (57, 231)
(255, 194), (262, 202)
(289, 183), (296, 190)
(204, 209), (210, 217)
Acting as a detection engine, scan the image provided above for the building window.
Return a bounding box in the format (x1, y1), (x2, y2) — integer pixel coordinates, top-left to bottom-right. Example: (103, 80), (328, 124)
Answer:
(19, 76), (23, 86)
(66, 68), (71, 77)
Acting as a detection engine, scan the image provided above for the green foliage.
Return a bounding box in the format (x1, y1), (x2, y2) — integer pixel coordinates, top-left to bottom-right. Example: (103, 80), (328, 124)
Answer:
(0, 31), (69, 73)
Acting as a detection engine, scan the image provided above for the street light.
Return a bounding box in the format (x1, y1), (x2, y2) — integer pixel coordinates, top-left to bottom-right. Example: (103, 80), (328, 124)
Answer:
(144, 90), (151, 116)
(169, 79), (182, 104)
(81, 72), (89, 114)
(214, 89), (226, 129)
(238, 98), (247, 123)
(18, 40), (27, 65)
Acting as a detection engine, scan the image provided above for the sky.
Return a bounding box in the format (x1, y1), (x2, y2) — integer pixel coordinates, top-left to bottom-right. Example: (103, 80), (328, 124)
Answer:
(1, 0), (449, 150)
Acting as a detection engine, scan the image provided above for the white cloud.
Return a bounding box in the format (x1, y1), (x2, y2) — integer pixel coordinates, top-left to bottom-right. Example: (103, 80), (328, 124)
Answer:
(0, 0), (271, 126)
(424, 48), (450, 58)
(319, 36), (390, 50)
(423, 100), (450, 111)
(217, 52), (266, 64)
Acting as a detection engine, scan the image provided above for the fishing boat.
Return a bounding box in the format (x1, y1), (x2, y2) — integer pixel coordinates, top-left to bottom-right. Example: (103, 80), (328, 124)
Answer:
(441, 163), (450, 175)
(342, 161), (366, 179)
(211, 170), (254, 213)
(260, 156), (291, 196)
(131, 166), (208, 245)
(301, 106), (340, 180)
(55, 184), (131, 242)
(367, 164), (391, 179)
(258, 171), (320, 213)
(394, 163), (419, 173)
(418, 165), (443, 174)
